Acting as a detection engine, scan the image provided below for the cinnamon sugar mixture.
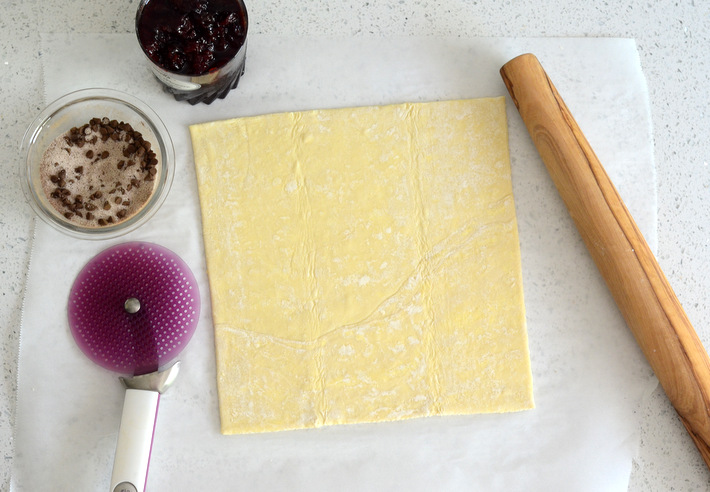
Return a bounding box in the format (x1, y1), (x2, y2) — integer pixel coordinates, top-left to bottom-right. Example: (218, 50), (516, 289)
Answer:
(40, 117), (159, 228)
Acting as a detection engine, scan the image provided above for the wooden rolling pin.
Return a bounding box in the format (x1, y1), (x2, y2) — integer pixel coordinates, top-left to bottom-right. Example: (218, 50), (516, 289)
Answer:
(500, 53), (710, 469)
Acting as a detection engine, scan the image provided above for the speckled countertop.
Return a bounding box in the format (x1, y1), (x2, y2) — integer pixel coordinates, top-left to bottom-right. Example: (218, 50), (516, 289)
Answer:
(2, 1), (709, 491)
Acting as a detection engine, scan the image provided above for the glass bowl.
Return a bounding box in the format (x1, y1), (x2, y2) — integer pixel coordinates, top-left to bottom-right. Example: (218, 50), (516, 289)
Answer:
(20, 88), (175, 240)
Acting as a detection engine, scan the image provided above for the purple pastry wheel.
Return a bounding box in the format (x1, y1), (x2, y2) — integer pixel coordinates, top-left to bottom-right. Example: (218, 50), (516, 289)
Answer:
(67, 241), (200, 492)
(68, 241), (200, 376)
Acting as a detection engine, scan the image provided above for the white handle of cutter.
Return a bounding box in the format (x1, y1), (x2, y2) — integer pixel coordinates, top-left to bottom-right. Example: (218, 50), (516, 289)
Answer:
(109, 389), (160, 492)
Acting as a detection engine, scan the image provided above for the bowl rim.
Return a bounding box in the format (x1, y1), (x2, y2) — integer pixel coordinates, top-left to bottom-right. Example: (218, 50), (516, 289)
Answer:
(20, 87), (175, 240)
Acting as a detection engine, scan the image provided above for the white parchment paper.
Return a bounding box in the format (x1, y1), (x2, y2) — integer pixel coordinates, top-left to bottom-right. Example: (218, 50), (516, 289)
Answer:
(13, 34), (657, 491)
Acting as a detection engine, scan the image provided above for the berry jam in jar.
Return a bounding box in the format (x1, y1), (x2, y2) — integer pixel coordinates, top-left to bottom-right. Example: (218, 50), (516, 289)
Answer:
(136, 0), (248, 105)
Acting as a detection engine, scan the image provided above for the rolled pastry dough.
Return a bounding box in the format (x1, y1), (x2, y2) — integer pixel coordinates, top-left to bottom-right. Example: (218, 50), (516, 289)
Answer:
(190, 97), (533, 434)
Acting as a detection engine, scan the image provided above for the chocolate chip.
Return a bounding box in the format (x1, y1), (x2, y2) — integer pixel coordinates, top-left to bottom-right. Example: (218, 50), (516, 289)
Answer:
(101, 151), (109, 159)
(103, 201), (111, 210)
(85, 150), (94, 158)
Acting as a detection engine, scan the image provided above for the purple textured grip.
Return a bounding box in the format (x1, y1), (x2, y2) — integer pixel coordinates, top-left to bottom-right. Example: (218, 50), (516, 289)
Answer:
(67, 242), (200, 375)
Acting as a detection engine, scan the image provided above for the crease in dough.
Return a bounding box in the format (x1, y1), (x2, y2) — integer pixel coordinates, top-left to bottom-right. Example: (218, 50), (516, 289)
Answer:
(214, 207), (516, 346)
(403, 102), (443, 413)
(288, 111), (330, 424)
(190, 97), (534, 434)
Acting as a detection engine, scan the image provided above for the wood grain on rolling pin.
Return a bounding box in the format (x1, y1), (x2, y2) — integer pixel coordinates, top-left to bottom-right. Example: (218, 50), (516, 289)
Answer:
(500, 53), (710, 469)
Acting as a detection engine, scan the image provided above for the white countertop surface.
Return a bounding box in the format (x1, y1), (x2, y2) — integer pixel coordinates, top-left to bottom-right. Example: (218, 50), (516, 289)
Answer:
(2, 1), (709, 491)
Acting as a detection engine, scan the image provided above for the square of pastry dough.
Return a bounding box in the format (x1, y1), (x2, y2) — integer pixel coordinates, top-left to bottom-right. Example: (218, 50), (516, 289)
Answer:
(190, 97), (533, 434)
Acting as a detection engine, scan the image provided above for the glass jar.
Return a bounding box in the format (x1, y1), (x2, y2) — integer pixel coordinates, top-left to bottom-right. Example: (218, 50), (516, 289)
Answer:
(135, 0), (249, 105)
